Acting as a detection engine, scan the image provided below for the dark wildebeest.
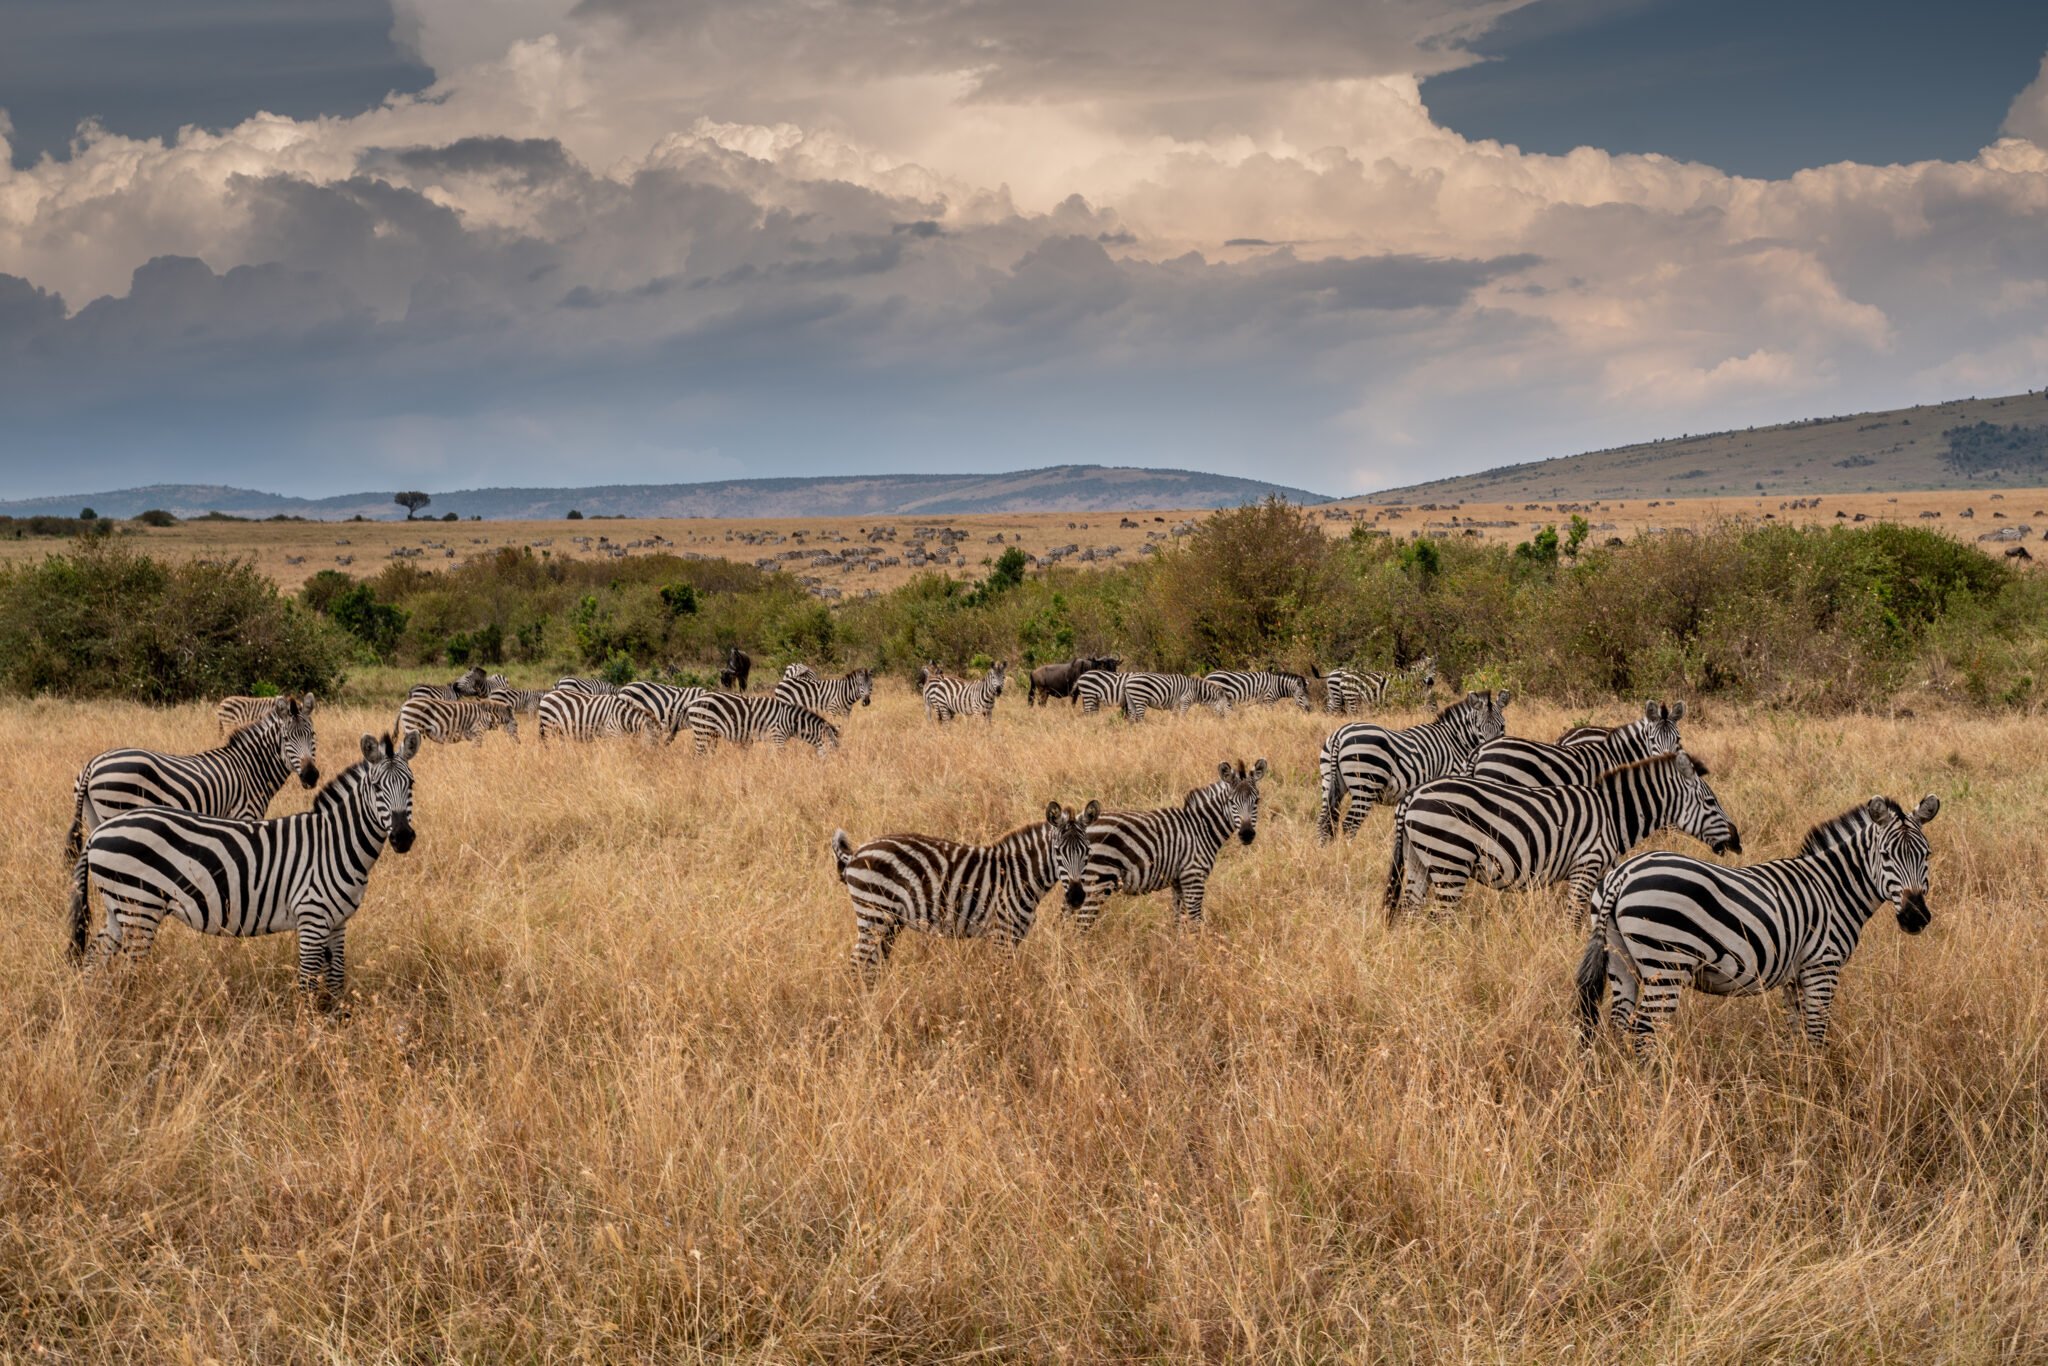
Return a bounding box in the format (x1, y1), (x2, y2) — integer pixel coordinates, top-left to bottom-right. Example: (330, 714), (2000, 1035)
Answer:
(720, 646), (752, 692)
(1029, 655), (1121, 706)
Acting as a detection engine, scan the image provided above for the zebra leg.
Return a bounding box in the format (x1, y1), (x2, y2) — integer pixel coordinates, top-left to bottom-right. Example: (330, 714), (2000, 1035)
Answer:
(1422, 860), (1466, 919)
(851, 914), (900, 980)
(1177, 871), (1208, 927)
(323, 923), (347, 998)
(1071, 878), (1115, 933)
(1796, 962), (1841, 1045)
(295, 922), (331, 994)
(1781, 980), (1805, 1036)
(1625, 972), (1684, 1058)
(1341, 782), (1377, 838)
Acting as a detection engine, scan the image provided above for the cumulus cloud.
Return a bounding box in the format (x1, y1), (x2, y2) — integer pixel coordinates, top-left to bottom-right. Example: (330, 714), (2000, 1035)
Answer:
(0, 2), (2044, 496)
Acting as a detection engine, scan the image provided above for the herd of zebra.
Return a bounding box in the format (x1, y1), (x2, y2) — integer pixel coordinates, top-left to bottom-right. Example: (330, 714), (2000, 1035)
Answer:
(58, 650), (1943, 1054)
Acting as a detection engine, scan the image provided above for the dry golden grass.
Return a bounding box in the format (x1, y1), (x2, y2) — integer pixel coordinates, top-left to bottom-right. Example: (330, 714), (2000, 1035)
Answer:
(3, 690), (2044, 1360)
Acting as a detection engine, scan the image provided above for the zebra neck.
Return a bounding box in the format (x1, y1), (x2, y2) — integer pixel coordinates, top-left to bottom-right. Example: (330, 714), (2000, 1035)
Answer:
(1804, 829), (1888, 923)
(1597, 766), (1669, 846)
(314, 774), (390, 859)
(233, 727), (294, 787)
(997, 826), (1058, 901)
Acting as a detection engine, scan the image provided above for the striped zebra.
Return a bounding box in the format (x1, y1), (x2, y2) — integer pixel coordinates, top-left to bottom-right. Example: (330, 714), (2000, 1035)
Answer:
(537, 691), (659, 742)
(407, 665), (493, 703)
(488, 685), (549, 717)
(1072, 759), (1268, 931)
(832, 800), (1099, 978)
(684, 693), (840, 755)
(215, 692), (317, 736)
(774, 667), (874, 717)
(1577, 794), (1940, 1051)
(1384, 752), (1739, 925)
(553, 676), (619, 696)
(1556, 723), (1612, 746)
(397, 695), (519, 746)
(1120, 672), (1229, 722)
(924, 662), (1008, 723)
(1315, 690), (1511, 843)
(1471, 701), (1696, 788)
(67, 703), (321, 861)
(1203, 670), (1312, 713)
(68, 731), (420, 998)
(1074, 669), (1128, 715)
(620, 680), (705, 739)
(1324, 657), (1436, 715)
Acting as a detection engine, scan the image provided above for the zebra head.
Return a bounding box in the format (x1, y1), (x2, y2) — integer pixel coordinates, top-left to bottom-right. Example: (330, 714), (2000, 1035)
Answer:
(783, 662), (818, 684)
(276, 697), (320, 788)
(1869, 794), (1940, 933)
(1281, 674), (1312, 712)
(357, 731), (420, 853)
(916, 661), (944, 689)
(988, 661), (1008, 694)
(1452, 690), (1511, 749)
(1670, 752), (1740, 855)
(850, 668), (874, 708)
(1212, 758), (1270, 845)
(813, 714), (843, 752)
(1045, 799), (1100, 908)
(1635, 699), (1688, 756)
(1412, 656), (1438, 689)
(453, 664), (490, 697)
(490, 700), (520, 745)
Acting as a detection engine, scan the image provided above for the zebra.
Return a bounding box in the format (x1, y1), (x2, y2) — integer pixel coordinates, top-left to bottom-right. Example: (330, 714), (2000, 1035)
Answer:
(915, 662), (946, 718)
(684, 693), (840, 755)
(396, 695), (519, 746)
(488, 685), (549, 717)
(1203, 670), (1312, 713)
(620, 680), (705, 740)
(774, 667), (873, 718)
(1315, 690), (1512, 843)
(1383, 752), (1739, 925)
(1074, 669), (1128, 715)
(215, 692), (316, 737)
(1471, 701), (1697, 788)
(1324, 657), (1436, 715)
(1577, 794), (1940, 1051)
(832, 800), (1099, 979)
(1120, 672), (1229, 722)
(67, 702), (321, 861)
(68, 731), (420, 999)
(720, 646), (752, 692)
(924, 662), (1008, 723)
(1556, 723), (1612, 746)
(406, 665), (493, 703)
(537, 691), (660, 742)
(553, 676), (620, 696)
(1072, 759), (1268, 931)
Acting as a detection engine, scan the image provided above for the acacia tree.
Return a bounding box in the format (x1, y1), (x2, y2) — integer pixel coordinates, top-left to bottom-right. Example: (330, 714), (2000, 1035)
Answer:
(394, 491), (431, 520)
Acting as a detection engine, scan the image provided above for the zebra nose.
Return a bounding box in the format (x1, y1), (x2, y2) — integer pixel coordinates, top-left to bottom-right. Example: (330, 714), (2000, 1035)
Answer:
(1065, 882), (1086, 909)
(1897, 889), (1929, 933)
(299, 763), (320, 787)
(1715, 832), (1741, 855)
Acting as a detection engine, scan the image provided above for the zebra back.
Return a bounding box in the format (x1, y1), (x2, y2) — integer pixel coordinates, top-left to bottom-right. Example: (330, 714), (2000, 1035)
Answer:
(686, 693), (840, 753)
(1203, 670), (1311, 712)
(621, 681), (705, 738)
(1472, 700), (1689, 788)
(553, 676), (620, 696)
(215, 692), (316, 736)
(538, 691), (657, 740)
(773, 667), (873, 717)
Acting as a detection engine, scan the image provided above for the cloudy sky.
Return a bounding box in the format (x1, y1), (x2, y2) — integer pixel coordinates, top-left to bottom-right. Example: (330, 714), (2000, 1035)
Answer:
(2, 0), (2046, 499)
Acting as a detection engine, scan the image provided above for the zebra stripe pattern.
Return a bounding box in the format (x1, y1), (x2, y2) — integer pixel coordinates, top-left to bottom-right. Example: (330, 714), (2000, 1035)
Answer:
(1384, 752), (1739, 924)
(1324, 657), (1436, 715)
(407, 666), (494, 703)
(923, 662), (1008, 723)
(1203, 671), (1312, 713)
(1073, 670), (1128, 715)
(684, 693), (840, 755)
(1470, 701), (1694, 788)
(397, 696), (520, 746)
(537, 691), (660, 741)
(773, 667), (873, 717)
(68, 703), (321, 860)
(214, 692), (316, 736)
(1120, 672), (1229, 722)
(552, 676), (619, 696)
(488, 686), (549, 717)
(1556, 723), (1613, 746)
(832, 800), (1098, 978)
(620, 681), (706, 739)
(1073, 760), (1267, 931)
(1578, 794), (1939, 1050)
(69, 731), (420, 998)
(1315, 690), (1512, 843)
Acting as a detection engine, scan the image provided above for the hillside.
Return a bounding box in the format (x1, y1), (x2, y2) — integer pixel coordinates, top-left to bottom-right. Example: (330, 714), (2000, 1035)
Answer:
(0, 466), (1328, 522)
(1360, 390), (2048, 503)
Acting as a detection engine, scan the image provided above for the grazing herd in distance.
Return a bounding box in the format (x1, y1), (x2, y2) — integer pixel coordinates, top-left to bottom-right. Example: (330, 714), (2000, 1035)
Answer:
(56, 649), (1943, 1057)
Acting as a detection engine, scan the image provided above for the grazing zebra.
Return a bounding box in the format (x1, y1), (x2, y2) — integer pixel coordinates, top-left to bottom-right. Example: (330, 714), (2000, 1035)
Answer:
(68, 731), (420, 998)
(406, 665), (492, 703)
(1471, 701), (1696, 788)
(488, 685), (549, 717)
(537, 691), (659, 742)
(214, 692), (316, 736)
(774, 667), (873, 717)
(1384, 753), (1739, 925)
(1072, 759), (1268, 931)
(1324, 657), (1436, 715)
(1120, 672), (1229, 722)
(553, 676), (619, 696)
(1203, 670), (1312, 713)
(1315, 690), (1512, 843)
(397, 695), (519, 746)
(832, 800), (1099, 978)
(1074, 669), (1128, 715)
(720, 646), (752, 692)
(684, 693), (840, 755)
(620, 680), (705, 739)
(67, 703), (321, 861)
(1577, 794), (1940, 1051)
(924, 662), (1008, 723)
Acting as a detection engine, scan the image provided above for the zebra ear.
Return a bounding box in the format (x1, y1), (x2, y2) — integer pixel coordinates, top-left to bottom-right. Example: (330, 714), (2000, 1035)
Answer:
(1218, 761), (1235, 780)
(1644, 700), (1662, 721)
(1863, 795), (1895, 822)
(1670, 700), (1686, 721)
(1083, 799), (1100, 823)
(399, 730), (421, 760)
(1495, 689), (1513, 708)
(1045, 800), (1063, 824)
(360, 733), (381, 763)
(1251, 758), (1270, 780)
(1914, 794), (1941, 825)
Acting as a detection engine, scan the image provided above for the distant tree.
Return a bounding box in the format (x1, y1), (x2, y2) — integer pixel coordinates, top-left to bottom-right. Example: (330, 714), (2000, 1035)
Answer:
(566, 509), (584, 520)
(79, 507), (97, 521)
(394, 491), (432, 520)
(133, 509), (178, 528)
(441, 511), (459, 522)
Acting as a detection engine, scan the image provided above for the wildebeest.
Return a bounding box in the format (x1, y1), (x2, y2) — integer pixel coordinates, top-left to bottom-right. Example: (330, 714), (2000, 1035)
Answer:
(1029, 655), (1121, 706)
(720, 646), (752, 692)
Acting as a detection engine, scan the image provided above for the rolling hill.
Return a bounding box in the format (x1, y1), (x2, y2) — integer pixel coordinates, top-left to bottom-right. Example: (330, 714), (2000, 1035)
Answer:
(1359, 390), (2048, 503)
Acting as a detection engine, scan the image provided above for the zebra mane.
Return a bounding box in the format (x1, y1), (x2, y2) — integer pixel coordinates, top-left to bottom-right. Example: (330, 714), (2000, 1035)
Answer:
(222, 709), (288, 744)
(1592, 752), (1685, 784)
(1433, 693), (1486, 722)
(1800, 798), (1900, 856)
(311, 760), (373, 810)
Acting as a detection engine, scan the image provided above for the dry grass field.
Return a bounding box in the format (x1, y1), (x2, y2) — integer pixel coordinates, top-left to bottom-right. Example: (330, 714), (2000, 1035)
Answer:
(3, 687), (2045, 1360)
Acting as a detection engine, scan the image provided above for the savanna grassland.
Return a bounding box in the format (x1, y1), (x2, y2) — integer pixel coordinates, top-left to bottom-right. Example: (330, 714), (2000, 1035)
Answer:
(3, 685), (2045, 1361)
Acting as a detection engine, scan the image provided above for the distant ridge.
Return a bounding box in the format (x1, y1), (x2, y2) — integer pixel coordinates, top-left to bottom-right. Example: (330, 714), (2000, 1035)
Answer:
(1357, 390), (2048, 504)
(0, 466), (1330, 521)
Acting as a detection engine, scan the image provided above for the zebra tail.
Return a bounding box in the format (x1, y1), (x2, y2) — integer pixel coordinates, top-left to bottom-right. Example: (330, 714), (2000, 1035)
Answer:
(1574, 928), (1608, 1042)
(831, 830), (855, 878)
(1316, 746), (1342, 844)
(1381, 814), (1409, 922)
(63, 772), (87, 864)
(67, 849), (91, 961)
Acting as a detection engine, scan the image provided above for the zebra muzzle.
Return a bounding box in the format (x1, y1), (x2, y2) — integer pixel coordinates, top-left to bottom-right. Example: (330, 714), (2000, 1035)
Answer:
(299, 763), (320, 787)
(1896, 889), (1929, 934)
(389, 822), (417, 854)
(1064, 881), (1086, 910)
(1713, 833), (1741, 855)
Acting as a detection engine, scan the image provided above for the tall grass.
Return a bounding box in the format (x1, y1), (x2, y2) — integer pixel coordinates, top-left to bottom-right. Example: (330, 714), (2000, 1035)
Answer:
(2, 692), (2043, 1359)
